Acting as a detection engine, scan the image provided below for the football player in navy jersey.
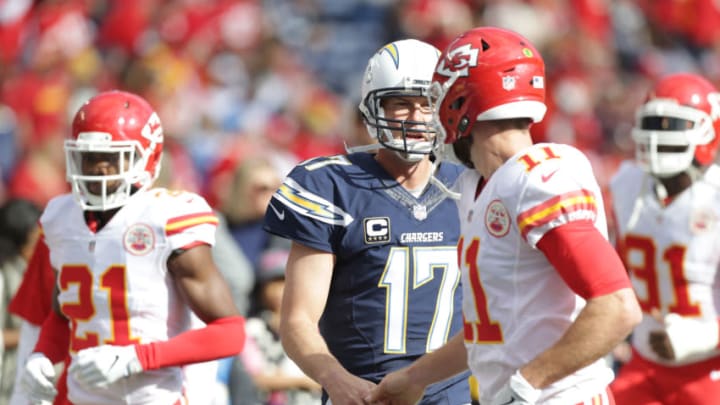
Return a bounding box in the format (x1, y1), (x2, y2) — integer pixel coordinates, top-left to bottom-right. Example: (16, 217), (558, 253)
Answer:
(263, 39), (470, 405)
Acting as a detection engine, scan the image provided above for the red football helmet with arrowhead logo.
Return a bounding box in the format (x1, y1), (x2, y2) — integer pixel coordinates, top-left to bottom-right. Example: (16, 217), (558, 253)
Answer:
(66, 90), (164, 211)
(429, 27), (547, 145)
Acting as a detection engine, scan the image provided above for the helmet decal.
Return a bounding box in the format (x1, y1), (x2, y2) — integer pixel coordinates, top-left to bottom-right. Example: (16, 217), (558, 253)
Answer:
(502, 76), (516, 91)
(435, 44), (479, 78)
(381, 43), (400, 68)
(141, 112), (163, 144)
(532, 76), (545, 89)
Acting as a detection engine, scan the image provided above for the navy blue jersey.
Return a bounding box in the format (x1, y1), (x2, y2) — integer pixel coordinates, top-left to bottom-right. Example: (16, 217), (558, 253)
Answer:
(264, 153), (470, 403)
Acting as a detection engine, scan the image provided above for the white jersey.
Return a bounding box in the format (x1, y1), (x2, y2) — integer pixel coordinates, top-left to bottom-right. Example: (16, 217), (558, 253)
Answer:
(455, 143), (614, 404)
(41, 188), (218, 405)
(610, 161), (720, 365)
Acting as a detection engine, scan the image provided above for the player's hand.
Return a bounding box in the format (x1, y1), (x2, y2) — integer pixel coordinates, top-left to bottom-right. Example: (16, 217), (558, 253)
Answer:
(648, 330), (674, 360)
(490, 371), (541, 405)
(322, 369), (376, 405)
(649, 309), (675, 360)
(69, 344), (144, 388)
(21, 352), (57, 405)
(661, 313), (719, 361)
(366, 369), (425, 405)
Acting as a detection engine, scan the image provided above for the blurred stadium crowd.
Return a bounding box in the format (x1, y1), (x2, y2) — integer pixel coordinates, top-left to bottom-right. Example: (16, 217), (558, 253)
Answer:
(2, 0), (720, 210)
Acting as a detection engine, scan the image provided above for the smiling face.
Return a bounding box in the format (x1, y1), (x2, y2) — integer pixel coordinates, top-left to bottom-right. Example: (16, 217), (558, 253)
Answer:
(375, 95), (437, 163)
(383, 95), (434, 139)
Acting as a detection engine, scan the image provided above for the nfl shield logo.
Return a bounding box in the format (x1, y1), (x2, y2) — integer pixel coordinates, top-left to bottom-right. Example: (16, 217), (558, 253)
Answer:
(413, 205), (427, 221)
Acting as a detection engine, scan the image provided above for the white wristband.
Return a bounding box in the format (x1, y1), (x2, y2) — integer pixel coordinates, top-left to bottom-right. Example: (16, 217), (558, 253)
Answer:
(491, 370), (541, 405)
(509, 370), (541, 403)
(664, 313), (719, 361)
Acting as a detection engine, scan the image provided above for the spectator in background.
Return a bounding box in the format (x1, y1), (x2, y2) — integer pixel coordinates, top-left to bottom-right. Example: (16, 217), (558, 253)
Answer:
(157, 141), (256, 317)
(241, 247), (321, 405)
(205, 150), (287, 404)
(609, 73), (720, 404)
(264, 38), (470, 404)
(0, 198), (41, 403)
(220, 155), (288, 274)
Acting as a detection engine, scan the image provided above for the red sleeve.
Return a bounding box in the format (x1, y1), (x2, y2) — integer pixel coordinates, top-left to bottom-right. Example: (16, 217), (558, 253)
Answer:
(536, 220), (632, 299)
(34, 310), (70, 364)
(135, 315), (245, 370)
(8, 236), (55, 324)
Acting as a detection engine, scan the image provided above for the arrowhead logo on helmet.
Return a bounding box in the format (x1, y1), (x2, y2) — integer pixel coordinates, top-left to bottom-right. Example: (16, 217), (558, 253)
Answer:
(435, 44), (479, 78)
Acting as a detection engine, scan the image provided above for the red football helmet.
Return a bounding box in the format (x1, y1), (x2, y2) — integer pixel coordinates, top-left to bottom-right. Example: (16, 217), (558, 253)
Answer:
(429, 27), (547, 145)
(632, 73), (720, 177)
(66, 90), (164, 211)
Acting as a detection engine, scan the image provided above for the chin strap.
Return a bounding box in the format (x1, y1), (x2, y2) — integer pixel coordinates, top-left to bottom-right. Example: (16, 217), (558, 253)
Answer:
(625, 175), (646, 232)
(429, 162), (461, 200)
(344, 141), (382, 154)
(344, 142), (460, 200)
(429, 174), (460, 200)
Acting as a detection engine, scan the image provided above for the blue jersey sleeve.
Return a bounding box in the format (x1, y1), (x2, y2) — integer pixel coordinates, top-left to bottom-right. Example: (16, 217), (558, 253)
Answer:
(263, 155), (355, 252)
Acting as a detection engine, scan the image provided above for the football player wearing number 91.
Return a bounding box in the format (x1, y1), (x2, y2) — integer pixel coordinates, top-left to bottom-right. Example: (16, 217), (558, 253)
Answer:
(608, 73), (720, 404)
(262, 39), (471, 404)
(368, 27), (642, 405)
(19, 90), (245, 405)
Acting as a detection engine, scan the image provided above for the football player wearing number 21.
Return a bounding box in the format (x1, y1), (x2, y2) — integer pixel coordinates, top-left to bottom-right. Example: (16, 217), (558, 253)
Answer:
(263, 39), (471, 404)
(369, 27), (641, 405)
(19, 90), (245, 405)
(609, 73), (720, 404)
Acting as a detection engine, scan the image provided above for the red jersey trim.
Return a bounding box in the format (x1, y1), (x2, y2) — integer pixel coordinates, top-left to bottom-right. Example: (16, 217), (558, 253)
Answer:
(517, 189), (597, 240)
(165, 212), (218, 236)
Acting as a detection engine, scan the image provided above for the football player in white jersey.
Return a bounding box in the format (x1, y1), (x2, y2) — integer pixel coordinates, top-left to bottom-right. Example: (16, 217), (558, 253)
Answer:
(608, 73), (720, 404)
(19, 90), (246, 405)
(369, 27), (641, 405)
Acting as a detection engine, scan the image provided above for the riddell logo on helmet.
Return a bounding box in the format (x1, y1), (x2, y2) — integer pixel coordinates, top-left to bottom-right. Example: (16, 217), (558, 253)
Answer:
(435, 44), (479, 78)
(141, 113), (164, 143)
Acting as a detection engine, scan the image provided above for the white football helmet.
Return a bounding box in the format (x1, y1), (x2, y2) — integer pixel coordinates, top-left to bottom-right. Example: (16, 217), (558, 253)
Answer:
(632, 73), (720, 178)
(350, 39), (440, 162)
